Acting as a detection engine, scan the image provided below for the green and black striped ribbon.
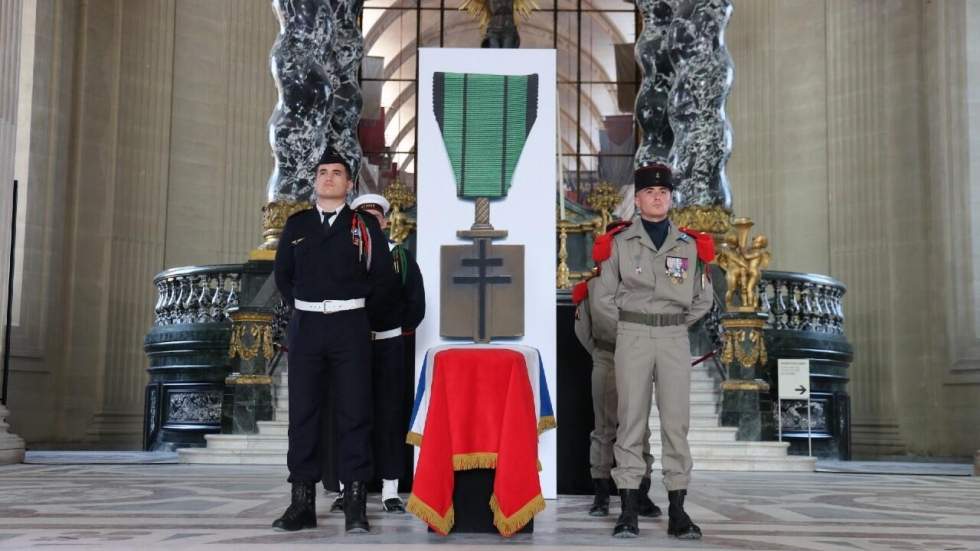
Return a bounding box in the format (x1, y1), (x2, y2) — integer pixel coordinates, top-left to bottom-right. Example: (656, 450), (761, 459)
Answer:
(433, 72), (539, 198)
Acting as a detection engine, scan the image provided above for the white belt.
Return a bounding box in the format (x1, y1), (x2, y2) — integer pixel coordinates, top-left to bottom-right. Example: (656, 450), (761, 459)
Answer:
(372, 327), (403, 341)
(294, 298), (366, 314)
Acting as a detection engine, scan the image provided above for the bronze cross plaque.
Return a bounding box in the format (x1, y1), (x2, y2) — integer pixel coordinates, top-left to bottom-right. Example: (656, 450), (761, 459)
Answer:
(440, 239), (524, 342)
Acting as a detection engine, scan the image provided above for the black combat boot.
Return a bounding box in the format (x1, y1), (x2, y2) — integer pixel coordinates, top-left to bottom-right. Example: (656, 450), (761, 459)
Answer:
(344, 481), (370, 534)
(612, 489), (639, 538)
(272, 481), (317, 531)
(589, 478), (612, 517)
(667, 489), (702, 540)
(637, 477), (662, 518)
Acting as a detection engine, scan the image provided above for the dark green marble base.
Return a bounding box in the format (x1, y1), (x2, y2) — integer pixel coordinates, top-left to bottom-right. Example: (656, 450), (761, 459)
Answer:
(221, 378), (274, 434)
(721, 388), (763, 441)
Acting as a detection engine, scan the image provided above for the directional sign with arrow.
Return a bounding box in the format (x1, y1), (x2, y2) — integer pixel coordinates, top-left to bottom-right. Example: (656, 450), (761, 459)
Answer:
(778, 359), (811, 400)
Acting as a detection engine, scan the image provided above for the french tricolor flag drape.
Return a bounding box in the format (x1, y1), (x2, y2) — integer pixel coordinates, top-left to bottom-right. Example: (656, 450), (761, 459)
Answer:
(405, 344), (555, 536)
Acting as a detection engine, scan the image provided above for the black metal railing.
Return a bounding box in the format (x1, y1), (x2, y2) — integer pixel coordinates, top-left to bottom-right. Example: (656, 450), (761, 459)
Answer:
(143, 264), (244, 451)
(760, 270), (846, 334)
(152, 265), (242, 326)
(759, 270), (852, 459)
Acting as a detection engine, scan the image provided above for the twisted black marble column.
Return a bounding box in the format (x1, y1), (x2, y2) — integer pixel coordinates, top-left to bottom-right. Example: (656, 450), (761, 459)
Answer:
(633, 0), (675, 168)
(327, 0), (365, 182)
(268, 0), (335, 201)
(667, 0), (733, 214)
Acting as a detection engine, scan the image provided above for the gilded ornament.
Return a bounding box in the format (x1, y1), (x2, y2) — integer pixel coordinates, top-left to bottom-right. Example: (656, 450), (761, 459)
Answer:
(384, 179), (417, 245)
(670, 205), (732, 235)
(720, 380), (770, 391)
(228, 319), (275, 361)
(714, 217), (771, 311)
(251, 200), (311, 260)
(226, 374), (274, 385)
(556, 219), (574, 289)
(461, 0), (537, 29)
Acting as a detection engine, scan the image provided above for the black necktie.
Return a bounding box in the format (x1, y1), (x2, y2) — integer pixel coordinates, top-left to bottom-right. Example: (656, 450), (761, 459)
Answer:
(322, 210), (335, 232)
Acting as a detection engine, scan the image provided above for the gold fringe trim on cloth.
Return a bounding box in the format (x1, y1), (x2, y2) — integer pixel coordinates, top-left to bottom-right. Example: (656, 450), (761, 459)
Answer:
(407, 494), (455, 535)
(459, 0), (537, 29)
(489, 493), (546, 537)
(405, 444), (542, 471)
(452, 452), (498, 471)
(537, 415), (556, 434)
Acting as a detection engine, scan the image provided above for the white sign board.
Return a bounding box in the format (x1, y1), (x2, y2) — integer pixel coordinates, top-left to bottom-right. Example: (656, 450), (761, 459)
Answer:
(778, 359), (811, 400)
(415, 48), (558, 498)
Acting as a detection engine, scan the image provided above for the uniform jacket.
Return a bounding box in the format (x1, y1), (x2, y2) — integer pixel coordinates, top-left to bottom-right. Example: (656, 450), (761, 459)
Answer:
(273, 206), (399, 328)
(393, 244), (426, 332)
(573, 277), (618, 354)
(593, 218), (713, 337)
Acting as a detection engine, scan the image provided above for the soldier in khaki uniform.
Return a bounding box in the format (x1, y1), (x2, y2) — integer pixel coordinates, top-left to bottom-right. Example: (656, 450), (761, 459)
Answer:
(594, 164), (713, 540)
(572, 228), (661, 519)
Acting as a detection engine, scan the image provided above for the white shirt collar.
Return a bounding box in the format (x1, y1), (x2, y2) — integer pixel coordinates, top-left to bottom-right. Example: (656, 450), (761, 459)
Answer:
(317, 203), (346, 226)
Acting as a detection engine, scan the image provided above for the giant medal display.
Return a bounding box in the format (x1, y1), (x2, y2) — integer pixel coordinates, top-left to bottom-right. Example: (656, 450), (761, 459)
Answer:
(433, 72), (539, 342)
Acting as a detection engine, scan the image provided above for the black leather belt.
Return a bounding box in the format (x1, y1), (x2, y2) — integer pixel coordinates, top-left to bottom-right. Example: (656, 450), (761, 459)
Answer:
(594, 339), (615, 353)
(619, 310), (686, 327)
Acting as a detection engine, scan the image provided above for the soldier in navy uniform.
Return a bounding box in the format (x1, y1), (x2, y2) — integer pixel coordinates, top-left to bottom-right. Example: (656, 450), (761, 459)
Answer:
(272, 148), (398, 534)
(344, 193), (425, 514)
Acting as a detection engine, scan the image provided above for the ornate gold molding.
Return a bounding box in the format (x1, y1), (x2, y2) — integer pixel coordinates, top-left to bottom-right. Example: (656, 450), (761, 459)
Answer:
(228, 311), (275, 323)
(720, 324), (768, 370)
(225, 374), (274, 385)
(721, 317), (766, 330)
(720, 379), (770, 392)
(670, 204), (732, 235)
(251, 200), (311, 260)
(228, 317), (275, 361)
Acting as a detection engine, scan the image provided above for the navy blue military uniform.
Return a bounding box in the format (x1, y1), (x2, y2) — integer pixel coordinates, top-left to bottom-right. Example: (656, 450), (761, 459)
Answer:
(321, 242), (425, 492)
(274, 205), (397, 485)
(371, 244), (425, 483)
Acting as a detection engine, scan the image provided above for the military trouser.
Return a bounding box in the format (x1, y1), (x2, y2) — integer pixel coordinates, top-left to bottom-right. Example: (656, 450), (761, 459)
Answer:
(590, 347), (653, 480)
(611, 323), (692, 492)
(371, 334), (409, 481)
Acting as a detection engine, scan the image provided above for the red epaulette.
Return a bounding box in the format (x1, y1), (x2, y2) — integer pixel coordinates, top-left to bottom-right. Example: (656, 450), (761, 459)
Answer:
(678, 227), (715, 263)
(571, 280), (589, 305)
(592, 220), (632, 264)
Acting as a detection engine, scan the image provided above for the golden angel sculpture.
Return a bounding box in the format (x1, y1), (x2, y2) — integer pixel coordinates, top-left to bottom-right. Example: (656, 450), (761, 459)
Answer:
(715, 219), (770, 312)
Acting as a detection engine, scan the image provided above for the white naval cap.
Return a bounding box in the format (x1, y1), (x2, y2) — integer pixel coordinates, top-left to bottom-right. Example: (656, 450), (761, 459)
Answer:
(350, 193), (391, 215)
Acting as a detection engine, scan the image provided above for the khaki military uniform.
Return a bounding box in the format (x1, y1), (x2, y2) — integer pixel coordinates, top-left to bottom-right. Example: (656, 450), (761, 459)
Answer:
(574, 278), (653, 480)
(594, 220), (713, 491)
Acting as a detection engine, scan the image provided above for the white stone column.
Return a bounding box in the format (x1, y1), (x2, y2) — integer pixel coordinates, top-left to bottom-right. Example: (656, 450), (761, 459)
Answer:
(0, 406), (25, 464)
(85, 0), (177, 449)
(0, 0), (26, 464)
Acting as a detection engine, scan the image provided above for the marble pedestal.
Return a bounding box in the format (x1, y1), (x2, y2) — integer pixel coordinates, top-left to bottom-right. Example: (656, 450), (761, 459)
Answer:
(0, 405), (25, 464)
(222, 262), (279, 436)
(221, 374), (274, 435)
(720, 380), (769, 441)
(718, 312), (769, 441)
